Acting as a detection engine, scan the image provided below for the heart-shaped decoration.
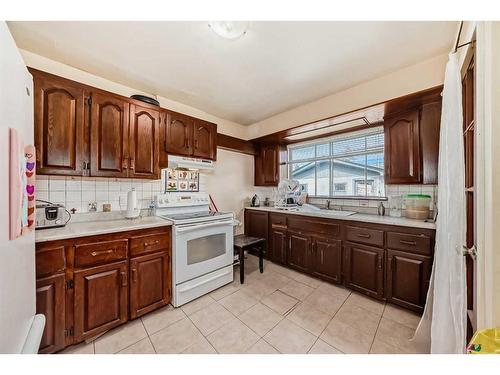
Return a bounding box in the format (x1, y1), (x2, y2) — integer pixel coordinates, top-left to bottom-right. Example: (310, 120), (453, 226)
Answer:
(27, 220), (34, 227)
(26, 185), (35, 195)
(28, 207), (34, 216)
(28, 196), (35, 201)
(26, 171), (34, 178)
(26, 162), (35, 171)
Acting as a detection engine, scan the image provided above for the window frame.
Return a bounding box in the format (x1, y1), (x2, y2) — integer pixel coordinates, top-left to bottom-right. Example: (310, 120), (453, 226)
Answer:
(287, 126), (386, 199)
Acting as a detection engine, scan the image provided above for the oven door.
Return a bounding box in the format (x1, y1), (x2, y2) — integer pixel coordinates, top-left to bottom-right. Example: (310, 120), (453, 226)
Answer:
(174, 219), (234, 284)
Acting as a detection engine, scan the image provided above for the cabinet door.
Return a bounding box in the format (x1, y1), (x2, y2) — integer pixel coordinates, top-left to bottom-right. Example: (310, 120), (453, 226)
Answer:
(244, 210), (269, 241)
(165, 111), (194, 157)
(90, 93), (129, 177)
(33, 73), (87, 176)
(36, 273), (66, 354)
(193, 120), (217, 160)
(344, 242), (384, 300)
(386, 249), (431, 313)
(311, 236), (342, 284)
(130, 252), (171, 319)
(128, 104), (160, 179)
(74, 261), (128, 342)
(287, 231), (310, 273)
(384, 110), (421, 184)
(269, 228), (287, 265)
(255, 144), (280, 186)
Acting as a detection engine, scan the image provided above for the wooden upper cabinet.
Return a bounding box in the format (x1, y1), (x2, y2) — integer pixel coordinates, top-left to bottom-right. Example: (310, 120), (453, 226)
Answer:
(90, 93), (129, 177)
(193, 120), (217, 160)
(165, 111), (194, 157)
(255, 144), (280, 186)
(33, 72), (87, 176)
(128, 104), (160, 179)
(384, 110), (421, 184)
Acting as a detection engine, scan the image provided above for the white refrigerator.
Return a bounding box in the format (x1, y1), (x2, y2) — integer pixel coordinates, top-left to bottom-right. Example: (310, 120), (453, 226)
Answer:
(0, 21), (44, 353)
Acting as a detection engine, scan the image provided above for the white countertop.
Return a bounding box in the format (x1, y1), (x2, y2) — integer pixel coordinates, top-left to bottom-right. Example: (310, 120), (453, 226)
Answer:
(245, 206), (436, 230)
(35, 216), (172, 243)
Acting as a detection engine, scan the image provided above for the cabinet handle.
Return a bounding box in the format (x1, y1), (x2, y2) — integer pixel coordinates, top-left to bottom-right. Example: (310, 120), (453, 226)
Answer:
(377, 255), (383, 270)
(122, 158), (128, 170)
(121, 271), (128, 287)
(132, 268), (138, 283)
(320, 249), (324, 265)
(129, 158), (135, 170)
(194, 139), (198, 149)
(357, 233), (371, 239)
(90, 249), (115, 257)
(144, 240), (160, 247)
(399, 239), (417, 246)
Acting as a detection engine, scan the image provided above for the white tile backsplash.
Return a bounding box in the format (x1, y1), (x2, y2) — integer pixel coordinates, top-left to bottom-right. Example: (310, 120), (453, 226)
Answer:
(38, 175), (162, 214)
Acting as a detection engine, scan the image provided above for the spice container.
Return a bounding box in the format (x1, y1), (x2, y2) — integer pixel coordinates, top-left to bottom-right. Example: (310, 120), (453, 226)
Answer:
(404, 194), (431, 220)
(388, 195), (402, 217)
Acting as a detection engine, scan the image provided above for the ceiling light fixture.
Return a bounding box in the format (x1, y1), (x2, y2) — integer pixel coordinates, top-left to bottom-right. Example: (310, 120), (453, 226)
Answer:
(208, 21), (249, 40)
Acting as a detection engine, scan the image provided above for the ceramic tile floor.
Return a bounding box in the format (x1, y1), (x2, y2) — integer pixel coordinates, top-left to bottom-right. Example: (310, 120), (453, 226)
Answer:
(61, 255), (427, 355)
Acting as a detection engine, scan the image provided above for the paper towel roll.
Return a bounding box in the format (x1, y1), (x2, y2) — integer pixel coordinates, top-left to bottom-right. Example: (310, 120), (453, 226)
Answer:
(126, 188), (139, 218)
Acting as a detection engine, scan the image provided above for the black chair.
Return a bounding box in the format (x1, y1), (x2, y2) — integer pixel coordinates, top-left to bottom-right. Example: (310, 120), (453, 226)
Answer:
(233, 234), (265, 284)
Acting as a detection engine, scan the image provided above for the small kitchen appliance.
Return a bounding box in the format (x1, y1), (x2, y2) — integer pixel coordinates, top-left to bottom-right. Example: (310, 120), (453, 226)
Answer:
(35, 200), (71, 229)
(154, 192), (234, 307)
(251, 194), (260, 207)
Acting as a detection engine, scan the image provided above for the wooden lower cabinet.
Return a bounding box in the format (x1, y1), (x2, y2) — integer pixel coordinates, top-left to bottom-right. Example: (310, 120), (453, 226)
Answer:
(130, 251), (171, 319)
(344, 242), (385, 300)
(386, 249), (431, 312)
(35, 226), (172, 353)
(73, 260), (129, 342)
(36, 273), (66, 354)
(311, 236), (342, 284)
(287, 231), (310, 273)
(269, 227), (287, 265)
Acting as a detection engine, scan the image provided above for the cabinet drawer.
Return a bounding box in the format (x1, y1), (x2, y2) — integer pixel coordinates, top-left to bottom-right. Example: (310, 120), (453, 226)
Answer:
(75, 239), (128, 268)
(130, 232), (170, 256)
(345, 225), (384, 247)
(270, 213), (287, 228)
(288, 216), (340, 237)
(36, 244), (66, 278)
(387, 232), (432, 255)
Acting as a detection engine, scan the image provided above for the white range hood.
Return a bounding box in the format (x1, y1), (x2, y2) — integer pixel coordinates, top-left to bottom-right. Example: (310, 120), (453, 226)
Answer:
(167, 155), (215, 170)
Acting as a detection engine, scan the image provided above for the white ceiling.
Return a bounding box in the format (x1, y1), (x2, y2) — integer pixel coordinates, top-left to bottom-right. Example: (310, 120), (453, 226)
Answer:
(8, 21), (457, 125)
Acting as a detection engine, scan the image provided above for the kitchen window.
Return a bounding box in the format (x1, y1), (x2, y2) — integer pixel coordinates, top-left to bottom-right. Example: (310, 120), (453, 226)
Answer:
(287, 127), (385, 198)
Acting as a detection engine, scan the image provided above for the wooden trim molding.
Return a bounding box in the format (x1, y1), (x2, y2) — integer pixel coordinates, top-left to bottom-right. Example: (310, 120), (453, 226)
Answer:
(217, 133), (257, 156)
(250, 85), (443, 145)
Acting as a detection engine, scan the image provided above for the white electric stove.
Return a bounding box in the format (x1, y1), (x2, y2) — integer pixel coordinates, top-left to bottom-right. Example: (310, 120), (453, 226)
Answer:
(154, 192), (234, 307)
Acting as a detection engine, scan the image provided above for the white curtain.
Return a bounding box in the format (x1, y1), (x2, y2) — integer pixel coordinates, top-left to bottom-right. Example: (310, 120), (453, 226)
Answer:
(412, 52), (467, 354)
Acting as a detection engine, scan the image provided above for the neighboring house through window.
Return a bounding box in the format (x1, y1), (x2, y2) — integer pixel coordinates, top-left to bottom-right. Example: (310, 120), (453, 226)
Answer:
(288, 127), (385, 198)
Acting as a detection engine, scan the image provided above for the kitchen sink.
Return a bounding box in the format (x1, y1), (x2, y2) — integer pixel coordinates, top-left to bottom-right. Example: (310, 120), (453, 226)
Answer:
(319, 209), (356, 217)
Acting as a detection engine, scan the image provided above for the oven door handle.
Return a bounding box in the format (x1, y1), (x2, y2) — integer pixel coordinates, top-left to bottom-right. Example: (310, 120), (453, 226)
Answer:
(175, 220), (235, 233)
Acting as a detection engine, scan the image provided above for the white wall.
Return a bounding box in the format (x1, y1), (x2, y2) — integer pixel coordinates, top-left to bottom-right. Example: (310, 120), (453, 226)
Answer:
(203, 149), (255, 234)
(0, 22), (36, 353)
(245, 54), (448, 139)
